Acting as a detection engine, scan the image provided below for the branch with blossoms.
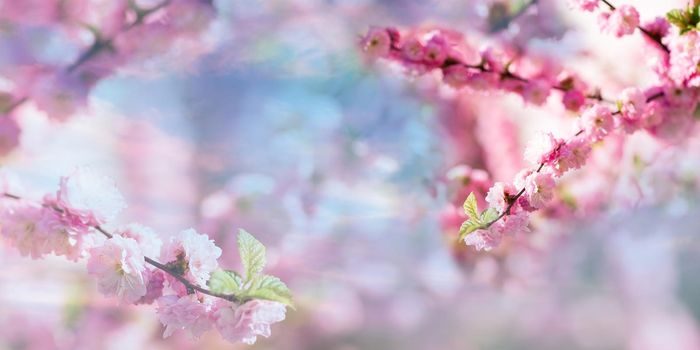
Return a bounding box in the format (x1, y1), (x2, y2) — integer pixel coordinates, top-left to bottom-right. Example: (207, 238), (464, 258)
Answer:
(0, 168), (293, 344)
(362, 0), (700, 251)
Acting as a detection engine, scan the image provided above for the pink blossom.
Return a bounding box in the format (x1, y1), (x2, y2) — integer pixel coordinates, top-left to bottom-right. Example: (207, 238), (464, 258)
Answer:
(666, 31), (700, 87)
(580, 104), (614, 140)
(361, 27), (392, 58)
(516, 171), (556, 210)
(54, 167), (126, 227)
(463, 228), (502, 251)
(557, 137), (591, 173)
(116, 223), (162, 257)
(87, 235), (149, 304)
(524, 132), (567, 167)
(569, 0), (599, 12)
(424, 35), (448, 66)
(485, 182), (517, 212)
(562, 90), (586, 112)
(598, 5), (639, 38)
(214, 299), (287, 345)
(157, 295), (214, 338)
(618, 87), (647, 133)
(521, 80), (551, 106)
(39, 208), (91, 261)
(160, 228), (222, 288)
(401, 37), (425, 62)
(137, 269), (165, 305)
(0, 203), (48, 259)
(642, 17), (670, 41)
(0, 115), (20, 157)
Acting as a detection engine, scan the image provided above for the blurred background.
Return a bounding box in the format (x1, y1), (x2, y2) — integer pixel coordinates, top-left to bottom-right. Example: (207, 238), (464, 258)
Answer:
(2, 0), (700, 349)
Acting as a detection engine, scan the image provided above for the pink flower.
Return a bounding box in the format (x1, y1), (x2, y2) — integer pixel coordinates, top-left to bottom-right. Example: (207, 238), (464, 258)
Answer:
(598, 5), (639, 38)
(642, 17), (670, 41)
(562, 90), (586, 112)
(0, 203), (48, 259)
(39, 208), (91, 261)
(557, 137), (591, 173)
(618, 87), (647, 133)
(214, 300), (287, 345)
(401, 37), (425, 62)
(424, 35), (448, 66)
(524, 132), (567, 167)
(0, 115), (20, 157)
(87, 236), (149, 304)
(116, 223), (162, 257)
(569, 0), (599, 11)
(580, 104), (614, 140)
(485, 182), (518, 212)
(157, 295), (214, 338)
(54, 167), (126, 227)
(137, 269), (165, 305)
(516, 171), (556, 209)
(463, 228), (502, 251)
(666, 31), (700, 87)
(521, 80), (551, 106)
(160, 228), (222, 288)
(361, 27), (392, 58)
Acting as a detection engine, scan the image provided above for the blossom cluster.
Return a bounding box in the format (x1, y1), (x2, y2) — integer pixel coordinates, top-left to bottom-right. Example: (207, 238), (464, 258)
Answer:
(363, 1), (700, 251)
(0, 167), (292, 344)
(0, 0), (217, 156)
(360, 25), (606, 112)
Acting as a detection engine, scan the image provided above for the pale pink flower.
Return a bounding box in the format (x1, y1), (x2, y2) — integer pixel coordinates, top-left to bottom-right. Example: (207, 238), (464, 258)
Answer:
(157, 294), (214, 338)
(463, 228), (502, 251)
(580, 104), (614, 140)
(598, 5), (639, 38)
(518, 172), (556, 209)
(557, 137), (591, 173)
(39, 208), (90, 261)
(0, 115), (20, 157)
(666, 31), (700, 87)
(524, 132), (568, 167)
(521, 80), (551, 106)
(214, 300), (287, 345)
(160, 228), (222, 288)
(485, 182), (517, 213)
(361, 27), (392, 58)
(116, 223), (162, 257)
(0, 203), (49, 259)
(569, 0), (599, 11)
(87, 236), (148, 304)
(618, 87), (647, 133)
(55, 167), (126, 226)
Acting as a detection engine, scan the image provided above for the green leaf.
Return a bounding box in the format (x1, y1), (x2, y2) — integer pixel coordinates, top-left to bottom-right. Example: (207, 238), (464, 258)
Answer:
(463, 192), (479, 221)
(480, 207), (499, 224)
(245, 275), (295, 308)
(208, 269), (244, 294)
(459, 219), (482, 240)
(238, 229), (266, 281)
(667, 9), (687, 29)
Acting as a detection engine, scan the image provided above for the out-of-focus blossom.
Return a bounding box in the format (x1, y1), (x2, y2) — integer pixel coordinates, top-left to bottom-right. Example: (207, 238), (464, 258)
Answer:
(157, 294), (214, 338)
(214, 299), (287, 345)
(598, 5), (639, 38)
